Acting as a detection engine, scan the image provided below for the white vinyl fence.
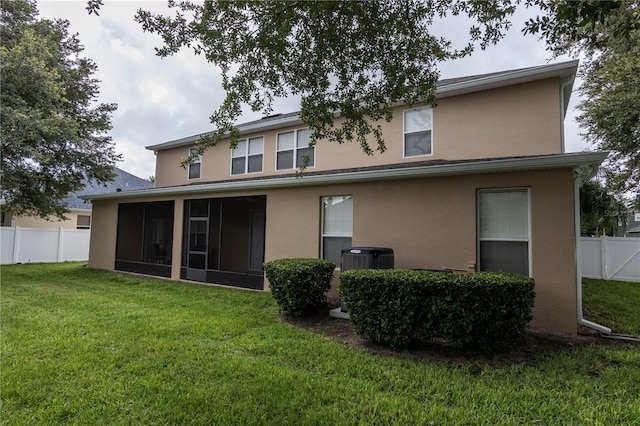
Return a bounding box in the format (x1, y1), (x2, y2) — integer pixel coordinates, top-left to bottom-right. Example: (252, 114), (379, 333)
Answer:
(1, 226), (90, 265)
(580, 236), (640, 282)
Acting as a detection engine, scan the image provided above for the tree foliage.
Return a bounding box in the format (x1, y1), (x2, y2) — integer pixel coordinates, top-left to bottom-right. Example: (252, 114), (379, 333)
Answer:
(578, 39), (640, 207)
(84, 0), (638, 205)
(580, 180), (628, 236)
(133, 0), (516, 164)
(524, 0), (640, 206)
(0, 0), (119, 220)
(523, 0), (640, 56)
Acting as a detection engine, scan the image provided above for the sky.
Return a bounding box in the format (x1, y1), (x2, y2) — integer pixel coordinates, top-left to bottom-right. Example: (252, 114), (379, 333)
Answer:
(36, 0), (587, 180)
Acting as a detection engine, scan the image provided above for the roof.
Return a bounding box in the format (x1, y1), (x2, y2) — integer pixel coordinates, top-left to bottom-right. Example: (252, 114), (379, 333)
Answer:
(65, 167), (154, 210)
(146, 60), (579, 152)
(80, 151), (608, 202)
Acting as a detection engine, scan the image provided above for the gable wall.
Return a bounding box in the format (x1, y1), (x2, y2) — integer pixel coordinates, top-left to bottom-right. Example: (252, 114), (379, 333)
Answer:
(153, 78), (563, 188)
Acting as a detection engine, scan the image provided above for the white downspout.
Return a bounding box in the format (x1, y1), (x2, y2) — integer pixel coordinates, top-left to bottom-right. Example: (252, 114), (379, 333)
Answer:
(574, 167), (612, 334)
(560, 77), (574, 153)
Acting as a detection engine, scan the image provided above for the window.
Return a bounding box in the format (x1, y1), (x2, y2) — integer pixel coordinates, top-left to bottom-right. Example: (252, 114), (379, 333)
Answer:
(403, 107), (432, 157)
(232, 137), (264, 175)
(321, 195), (353, 267)
(188, 148), (201, 180)
(277, 129), (314, 170)
(77, 215), (91, 229)
(478, 189), (530, 276)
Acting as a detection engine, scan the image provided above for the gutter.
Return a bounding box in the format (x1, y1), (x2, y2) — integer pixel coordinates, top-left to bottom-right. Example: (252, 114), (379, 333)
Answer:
(574, 165), (612, 335)
(81, 152), (608, 202)
(146, 114), (305, 151)
(437, 60), (579, 99)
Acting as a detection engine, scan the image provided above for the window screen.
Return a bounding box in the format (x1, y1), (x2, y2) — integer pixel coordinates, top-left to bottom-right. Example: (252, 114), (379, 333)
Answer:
(322, 195), (353, 267)
(478, 189), (530, 276)
(404, 107), (433, 157)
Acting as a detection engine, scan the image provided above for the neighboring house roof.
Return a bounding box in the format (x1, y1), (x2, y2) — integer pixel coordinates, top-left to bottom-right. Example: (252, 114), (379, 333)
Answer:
(81, 151), (608, 202)
(146, 60), (579, 152)
(66, 167), (154, 210)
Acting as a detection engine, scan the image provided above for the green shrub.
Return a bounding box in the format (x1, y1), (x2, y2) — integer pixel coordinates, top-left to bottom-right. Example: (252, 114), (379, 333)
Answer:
(264, 258), (335, 316)
(339, 270), (535, 349)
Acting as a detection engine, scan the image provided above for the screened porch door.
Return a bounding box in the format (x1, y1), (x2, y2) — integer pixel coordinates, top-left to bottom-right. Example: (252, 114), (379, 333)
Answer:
(186, 200), (209, 282)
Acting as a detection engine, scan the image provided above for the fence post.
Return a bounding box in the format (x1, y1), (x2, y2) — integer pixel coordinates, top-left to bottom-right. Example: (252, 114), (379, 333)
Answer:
(12, 226), (20, 264)
(600, 235), (609, 280)
(57, 227), (65, 262)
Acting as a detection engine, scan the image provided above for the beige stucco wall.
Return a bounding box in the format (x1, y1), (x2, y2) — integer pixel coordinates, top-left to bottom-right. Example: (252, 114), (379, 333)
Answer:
(87, 200), (118, 270)
(263, 168), (577, 334)
(10, 210), (91, 230)
(154, 78), (563, 188)
(89, 167), (578, 335)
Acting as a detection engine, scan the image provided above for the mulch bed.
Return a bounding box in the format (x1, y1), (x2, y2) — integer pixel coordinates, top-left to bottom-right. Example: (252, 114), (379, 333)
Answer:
(280, 306), (623, 368)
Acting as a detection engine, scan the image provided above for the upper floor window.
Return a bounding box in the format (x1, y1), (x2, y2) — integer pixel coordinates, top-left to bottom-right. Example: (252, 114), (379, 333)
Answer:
(403, 107), (433, 157)
(77, 215), (91, 230)
(188, 148), (201, 180)
(277, 128), (314, 170)
(232, 137), (264, 175)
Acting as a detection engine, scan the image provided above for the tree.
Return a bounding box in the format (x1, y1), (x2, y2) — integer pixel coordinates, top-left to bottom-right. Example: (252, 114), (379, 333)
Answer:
(580, 180), (628, 236)
(524, 0), (640, 207)
(1, 0), (119, 220)
(132, 0), (516, 165)
(578, 39), (640, 208)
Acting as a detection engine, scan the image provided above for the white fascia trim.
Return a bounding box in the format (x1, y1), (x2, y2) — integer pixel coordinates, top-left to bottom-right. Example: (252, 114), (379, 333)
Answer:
(146, 115), (305, 151)
(81, 151), (608, 202)
(436, 60), (578, 99)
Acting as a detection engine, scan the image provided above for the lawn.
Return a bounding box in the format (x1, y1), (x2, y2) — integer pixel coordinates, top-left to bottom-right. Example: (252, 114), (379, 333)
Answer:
(2, 263), (639, 425)
(583, 278), (640, 336)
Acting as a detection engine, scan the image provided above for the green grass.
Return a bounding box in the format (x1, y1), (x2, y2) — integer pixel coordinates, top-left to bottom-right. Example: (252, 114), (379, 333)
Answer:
(583, 278), (640, 335)
(2, 263), (639, 425)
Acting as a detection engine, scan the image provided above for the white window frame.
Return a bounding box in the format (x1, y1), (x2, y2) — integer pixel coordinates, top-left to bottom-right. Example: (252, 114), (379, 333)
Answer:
(276, 128), (315, 170)
(187, 148), (202, 180)
(321, 195), (353, 269)
(477, 188), (532, 277)
(403, 106), (433, 158)
(231, 136), (264, 175)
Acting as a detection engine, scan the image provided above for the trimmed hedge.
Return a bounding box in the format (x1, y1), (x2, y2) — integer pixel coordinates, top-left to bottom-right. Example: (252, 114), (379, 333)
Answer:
(264, 258), (335, 316)
(339, 269), (535, 349)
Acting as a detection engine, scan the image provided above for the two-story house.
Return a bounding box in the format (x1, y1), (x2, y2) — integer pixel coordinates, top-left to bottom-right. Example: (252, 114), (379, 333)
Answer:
(83, 60), (608, 335)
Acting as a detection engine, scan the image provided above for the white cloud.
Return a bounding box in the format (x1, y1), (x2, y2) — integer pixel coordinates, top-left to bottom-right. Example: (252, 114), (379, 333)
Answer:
(109, 38), (146, 63)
